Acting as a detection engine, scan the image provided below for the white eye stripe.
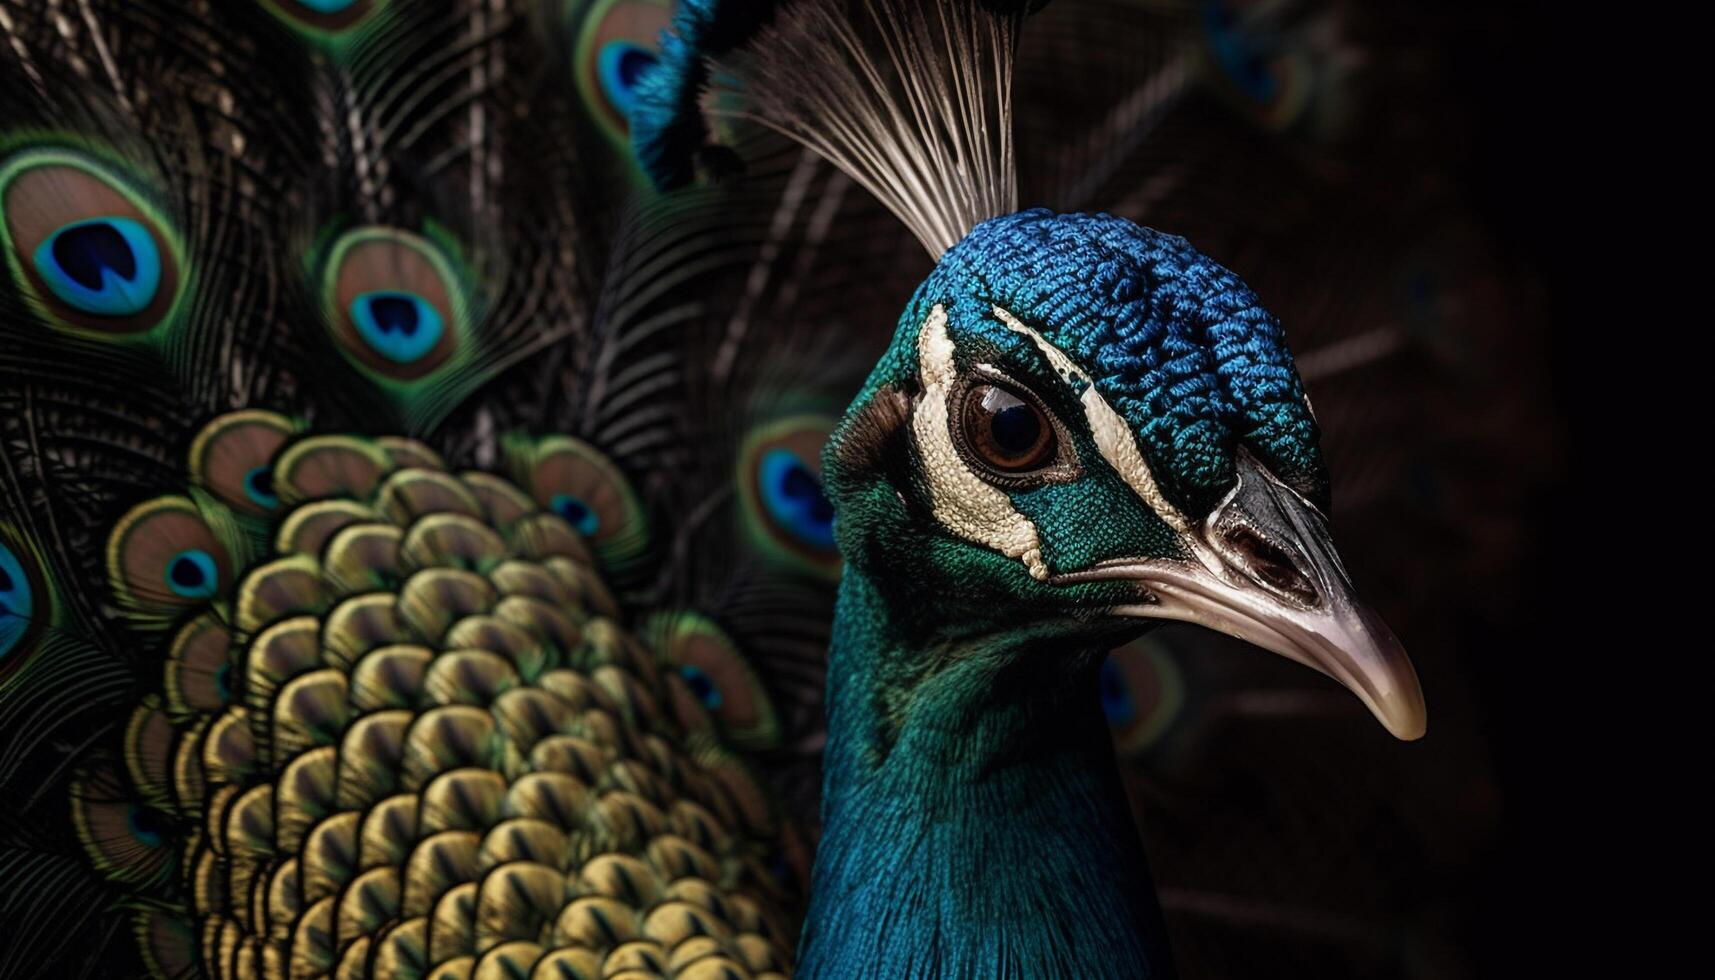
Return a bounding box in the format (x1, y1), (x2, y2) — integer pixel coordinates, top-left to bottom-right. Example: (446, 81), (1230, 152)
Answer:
(911, 305), (1048, 580)
(990, 304), (1195, 538)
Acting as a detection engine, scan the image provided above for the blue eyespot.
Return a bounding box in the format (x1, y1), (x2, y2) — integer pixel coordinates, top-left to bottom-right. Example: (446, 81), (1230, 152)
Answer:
(1098, 657), (1136, 726)
(1203, 0), (1278, 102)
(127, 806), (168, 848)
(759, 449), (834, 550)
(597, 40), (660, 117)
(0, 541), (36, 660)
(680, 664), (722, 711)
(551, 493), (601, 537)
(242, 466), (279, 509)
(349, 291), (444, 365)
(165, 549), (218, 600)
(297, 0), (358, 12)
(31, 217), (162, 317)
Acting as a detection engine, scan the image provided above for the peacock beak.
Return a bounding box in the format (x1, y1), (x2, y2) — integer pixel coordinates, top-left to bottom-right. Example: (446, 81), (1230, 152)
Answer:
(1059, 452), (1428, 740)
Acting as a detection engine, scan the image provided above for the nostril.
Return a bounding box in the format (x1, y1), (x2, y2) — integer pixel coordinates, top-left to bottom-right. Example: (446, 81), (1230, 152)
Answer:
(1224, 525), (1317, 604)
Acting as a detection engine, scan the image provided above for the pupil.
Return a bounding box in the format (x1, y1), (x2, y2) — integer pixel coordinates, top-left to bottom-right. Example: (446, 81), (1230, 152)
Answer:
(990, 403), (1041, 454)
(617, 47), (658, 90)
(682, 666), (719, 706)
(130, 806), (169, 836)
(557, 497), (590, 523)
(169, 555), (205, 588)
(0, 567), (13, 592)
(369, 295), (420, 336)
(780, 462), (820, 501)
(247, 468), (275, 497)
(53, 221), (137, 289)
(807, 493), (833, 524)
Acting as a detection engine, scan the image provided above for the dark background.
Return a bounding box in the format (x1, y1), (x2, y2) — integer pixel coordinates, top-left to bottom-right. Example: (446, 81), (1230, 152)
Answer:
(1454, 3), (1708, 976)
(1008, 2), (1711, 976)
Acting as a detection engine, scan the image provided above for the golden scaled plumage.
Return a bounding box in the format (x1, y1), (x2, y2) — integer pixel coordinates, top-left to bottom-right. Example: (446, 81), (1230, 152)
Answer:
(109, 416), (796, 980)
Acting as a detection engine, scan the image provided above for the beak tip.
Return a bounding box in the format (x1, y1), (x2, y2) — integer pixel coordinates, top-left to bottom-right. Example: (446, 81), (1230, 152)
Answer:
(1388, 714), (1428, 741)
(1373, 684), (1428, 741)
(1347, 611), (1427, 742)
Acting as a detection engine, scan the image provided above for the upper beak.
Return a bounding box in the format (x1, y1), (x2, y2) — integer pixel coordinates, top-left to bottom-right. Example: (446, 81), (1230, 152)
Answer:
(1061, 452), (1427, 741)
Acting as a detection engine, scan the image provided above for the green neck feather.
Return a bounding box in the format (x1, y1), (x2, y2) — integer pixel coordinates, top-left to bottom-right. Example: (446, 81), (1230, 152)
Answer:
(797, 568), (1177, 978)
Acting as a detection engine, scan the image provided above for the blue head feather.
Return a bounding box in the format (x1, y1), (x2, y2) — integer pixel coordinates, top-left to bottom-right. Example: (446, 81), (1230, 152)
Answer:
(630, 0), (783, 190)
(896, 208), (1327, 515)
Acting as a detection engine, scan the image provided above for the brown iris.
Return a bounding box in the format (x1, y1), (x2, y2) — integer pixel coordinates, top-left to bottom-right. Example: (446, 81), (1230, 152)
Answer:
(961, 383), (1057, 473)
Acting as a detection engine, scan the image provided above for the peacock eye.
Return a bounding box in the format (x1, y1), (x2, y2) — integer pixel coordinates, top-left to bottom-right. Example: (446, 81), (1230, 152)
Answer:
(550, 493), (601, 537)
(736, 417), (840, 578)
(164, 549), (219, 600)
(576, 0), (672, 138)
(960, 383), (1057, 473)
(109, 496), (233, 612)
(598, 40), (660, 117)
(679, 663), (723, 710)
(523, 436), (651, 574)
(261, 0), (378, 35)
(33, 217), (163, 316)
(322, 228), (465, 381)
(1, 153), (181, 335)
(243, 467), (279, 509)
(0, 539), (38, 661)
(349, 291), (445, 365)
(759, 448), (835, 549)
(1100, 640), (1187, 757)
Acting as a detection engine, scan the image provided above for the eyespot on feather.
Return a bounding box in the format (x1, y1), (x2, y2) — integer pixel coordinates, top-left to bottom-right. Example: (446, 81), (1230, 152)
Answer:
(1200, 0), (1313, 131)
(643, 612), (779, 751)
(107, 496), (234, 612)
(320, 227), (468, 382)
(1099, 638), (1186, 757)
(258, 0), (382, 36)
(0, 149), (182, 336)
(0, 526), (50, 679)
(71, 765), (176, 887)
(188, 411), (298, 516)
(575, 0), (673, 141)
(737, 416), (841, 579)
(516, 436), (649, 574)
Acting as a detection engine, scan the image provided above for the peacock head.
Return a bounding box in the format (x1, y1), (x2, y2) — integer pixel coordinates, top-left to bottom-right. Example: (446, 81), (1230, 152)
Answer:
(824, 209), (1425, 739)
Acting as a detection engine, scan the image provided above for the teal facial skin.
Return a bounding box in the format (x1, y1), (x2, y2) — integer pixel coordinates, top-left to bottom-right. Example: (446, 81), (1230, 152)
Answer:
(797, 210), (1424, 979)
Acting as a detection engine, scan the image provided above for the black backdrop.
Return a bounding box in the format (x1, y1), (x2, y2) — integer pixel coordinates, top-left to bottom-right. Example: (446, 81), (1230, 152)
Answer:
(1451, 2), (1708, 975)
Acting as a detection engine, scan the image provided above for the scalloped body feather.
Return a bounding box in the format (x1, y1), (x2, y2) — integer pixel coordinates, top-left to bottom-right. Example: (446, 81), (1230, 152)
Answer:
(88, 418), (800, 979)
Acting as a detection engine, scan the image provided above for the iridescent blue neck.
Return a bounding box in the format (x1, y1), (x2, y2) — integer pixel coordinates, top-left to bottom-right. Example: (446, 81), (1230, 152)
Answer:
(797, 569), (1176, 978)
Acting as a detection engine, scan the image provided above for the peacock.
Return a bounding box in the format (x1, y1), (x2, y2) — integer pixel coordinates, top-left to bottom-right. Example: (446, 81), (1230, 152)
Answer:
(0, 0), (1459, 977)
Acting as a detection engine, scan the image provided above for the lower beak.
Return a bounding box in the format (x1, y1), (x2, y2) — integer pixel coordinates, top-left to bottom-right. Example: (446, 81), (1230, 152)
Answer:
(1064, 453), (1427, 741)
